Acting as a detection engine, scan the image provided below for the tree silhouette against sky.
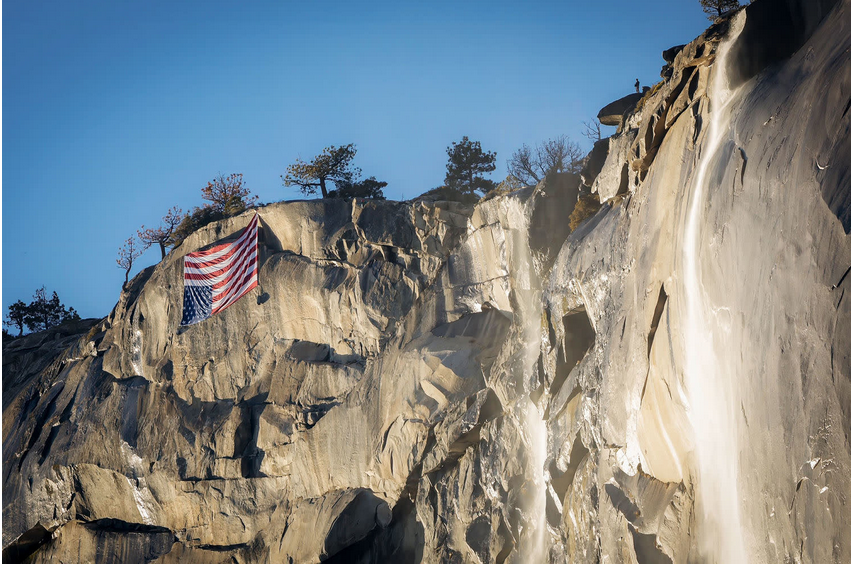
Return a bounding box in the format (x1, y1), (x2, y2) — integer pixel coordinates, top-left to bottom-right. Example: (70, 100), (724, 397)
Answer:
(444, 137), (497, 196)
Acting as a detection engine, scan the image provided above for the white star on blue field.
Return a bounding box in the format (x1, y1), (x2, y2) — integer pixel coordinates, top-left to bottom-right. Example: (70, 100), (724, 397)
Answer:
(181, 286), (213, 325)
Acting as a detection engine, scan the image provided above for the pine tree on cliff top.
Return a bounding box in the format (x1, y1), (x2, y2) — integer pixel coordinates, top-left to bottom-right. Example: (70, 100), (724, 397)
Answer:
(282, 144), (361, 198)
(444, 137), (497, 196)
(5, 287), (80, 334)
(699, 0), (740, 20)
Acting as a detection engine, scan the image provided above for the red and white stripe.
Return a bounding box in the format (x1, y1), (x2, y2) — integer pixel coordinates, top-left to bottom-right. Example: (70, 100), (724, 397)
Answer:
(184, 213), (259, 314)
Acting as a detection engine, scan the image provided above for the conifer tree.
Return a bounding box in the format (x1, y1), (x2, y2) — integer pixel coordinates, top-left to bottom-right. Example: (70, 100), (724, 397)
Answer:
(328, 177), (387, 200)
(283, 144), (361, 198)
(444, 137), (497, 196)
(5, 300), (28, 336)
(699, 0), (739, 20)
(6, 287), (81, 334)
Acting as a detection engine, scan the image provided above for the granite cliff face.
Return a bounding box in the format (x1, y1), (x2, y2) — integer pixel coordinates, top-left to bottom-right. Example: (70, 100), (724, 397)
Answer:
(3, 0), (850, 562)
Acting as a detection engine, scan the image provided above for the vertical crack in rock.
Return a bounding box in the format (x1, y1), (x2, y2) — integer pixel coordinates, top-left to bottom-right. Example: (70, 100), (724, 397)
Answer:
(737, 146), (748, 185)
(119, 377), (147, 450)
(647, 286), (668, 358)
(832, 266), (850, 290)
(618, 163), (630, 195)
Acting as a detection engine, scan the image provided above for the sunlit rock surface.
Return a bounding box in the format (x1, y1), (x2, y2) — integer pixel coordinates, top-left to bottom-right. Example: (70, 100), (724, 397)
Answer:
(3, 0), (849, 562)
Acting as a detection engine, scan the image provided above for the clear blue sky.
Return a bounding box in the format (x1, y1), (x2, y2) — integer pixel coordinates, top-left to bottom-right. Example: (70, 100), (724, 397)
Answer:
(3, 0), (711, 320)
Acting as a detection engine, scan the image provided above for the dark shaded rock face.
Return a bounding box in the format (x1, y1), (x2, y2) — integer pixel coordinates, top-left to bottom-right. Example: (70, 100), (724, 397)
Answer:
(3, 0), (849, 562)
(580, 138), (610, 187)
(528, 172), (582, 267)
(662, 44), (686, 64)
(2, 318), (100, 398)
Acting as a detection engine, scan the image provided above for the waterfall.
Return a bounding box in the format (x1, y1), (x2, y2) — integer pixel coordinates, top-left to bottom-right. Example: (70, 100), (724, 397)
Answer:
(682, 11), (748, 563)
(130, 309), (144, 377)
(502, 194), (549, 562)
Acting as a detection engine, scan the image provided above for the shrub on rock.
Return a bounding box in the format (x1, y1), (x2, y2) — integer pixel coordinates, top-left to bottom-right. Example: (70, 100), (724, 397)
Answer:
(569, 193), (603, 232)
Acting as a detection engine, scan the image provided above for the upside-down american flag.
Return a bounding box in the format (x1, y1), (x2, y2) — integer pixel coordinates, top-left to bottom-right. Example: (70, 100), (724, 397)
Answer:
(180, 213), (259, 326)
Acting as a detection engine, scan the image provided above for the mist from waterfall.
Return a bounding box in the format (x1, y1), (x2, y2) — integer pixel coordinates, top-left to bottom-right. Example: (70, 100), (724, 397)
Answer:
(502, 195), (549, 562)
(682, 11), (749, 563)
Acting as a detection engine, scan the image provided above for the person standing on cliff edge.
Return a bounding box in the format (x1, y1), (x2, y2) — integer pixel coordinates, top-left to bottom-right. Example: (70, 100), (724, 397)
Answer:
(635, 78), (640, 93)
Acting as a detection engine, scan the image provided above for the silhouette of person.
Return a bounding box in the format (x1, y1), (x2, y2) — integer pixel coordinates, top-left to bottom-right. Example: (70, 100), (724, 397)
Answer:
(635, 78), (640, 93)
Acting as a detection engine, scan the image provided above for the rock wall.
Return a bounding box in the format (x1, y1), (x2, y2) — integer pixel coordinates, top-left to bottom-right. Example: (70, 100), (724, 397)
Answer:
(3, 0), (850, 562)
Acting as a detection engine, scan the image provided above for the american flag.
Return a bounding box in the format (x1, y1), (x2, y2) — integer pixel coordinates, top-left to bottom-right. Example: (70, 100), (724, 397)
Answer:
(180, 213), (259, 326)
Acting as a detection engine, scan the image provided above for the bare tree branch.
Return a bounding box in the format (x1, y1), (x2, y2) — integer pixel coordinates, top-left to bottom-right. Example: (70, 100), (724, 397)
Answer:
(507, 135), (584, 186)
(139, 206), (183, 259)
(117, 236), (144, 289)
(582, 119), (602, 142)
(506, 144), (541, 185)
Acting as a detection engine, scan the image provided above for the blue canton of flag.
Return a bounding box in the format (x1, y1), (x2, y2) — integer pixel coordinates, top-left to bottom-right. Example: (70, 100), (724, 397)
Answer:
(181, 286), (213, 326)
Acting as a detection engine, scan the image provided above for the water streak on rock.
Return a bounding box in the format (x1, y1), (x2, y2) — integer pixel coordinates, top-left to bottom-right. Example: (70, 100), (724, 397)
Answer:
(682, 10), (749, 563)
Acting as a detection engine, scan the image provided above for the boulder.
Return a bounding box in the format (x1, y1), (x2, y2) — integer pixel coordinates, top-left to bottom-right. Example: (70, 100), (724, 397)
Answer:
(597, 92), (644, 126)
(662, 44), (686, 63)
